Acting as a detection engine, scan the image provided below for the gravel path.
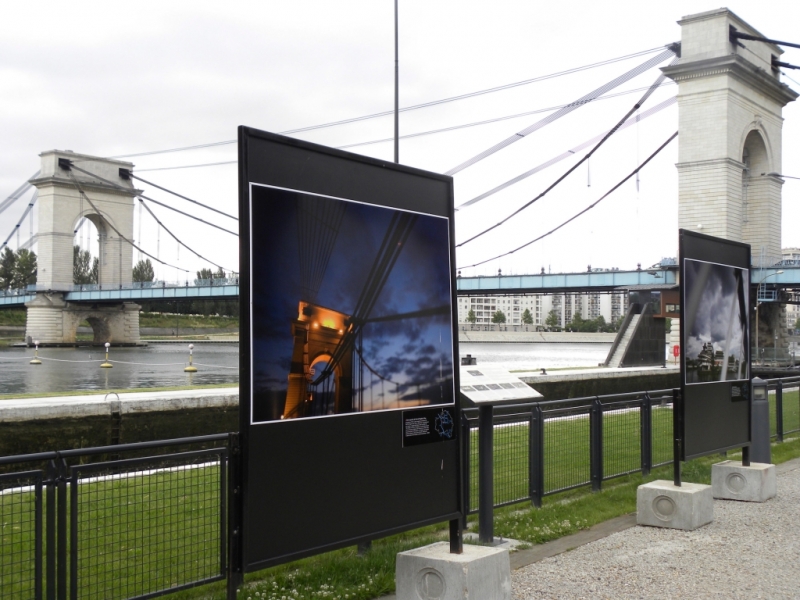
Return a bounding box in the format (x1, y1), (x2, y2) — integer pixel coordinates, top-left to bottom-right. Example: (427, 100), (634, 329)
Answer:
(513, 461), (800, 599)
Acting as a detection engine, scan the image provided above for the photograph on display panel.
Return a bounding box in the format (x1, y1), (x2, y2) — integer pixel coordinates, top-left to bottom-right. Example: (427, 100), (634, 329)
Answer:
(683, 258), (749, 385)
(249, 183), (455, 424)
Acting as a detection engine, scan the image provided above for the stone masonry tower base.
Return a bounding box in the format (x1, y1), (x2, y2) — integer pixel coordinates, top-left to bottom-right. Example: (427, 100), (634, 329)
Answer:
(25, 150), (143, 345)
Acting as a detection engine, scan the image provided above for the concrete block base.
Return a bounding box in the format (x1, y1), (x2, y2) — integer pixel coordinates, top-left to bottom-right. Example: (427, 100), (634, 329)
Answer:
(396, 541), (511, 600)
(637, 480), (713, 530)
(712, 461), (776, 502)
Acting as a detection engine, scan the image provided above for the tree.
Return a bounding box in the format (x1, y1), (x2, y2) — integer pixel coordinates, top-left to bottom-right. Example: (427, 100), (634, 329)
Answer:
(491, 310), (506, 324)
(73, 246), (98, 284)
(0, 247), (15, 290)
(132, 258), (155, 283)
(11, 249), (36, 288)
(521, 308), (533, 325)
(466, 309), (476, 324)
(545, 309), (560, 330)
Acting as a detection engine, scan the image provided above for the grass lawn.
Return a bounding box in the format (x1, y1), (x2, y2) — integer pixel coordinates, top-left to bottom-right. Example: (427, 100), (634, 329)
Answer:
(3, 394), (800, 599)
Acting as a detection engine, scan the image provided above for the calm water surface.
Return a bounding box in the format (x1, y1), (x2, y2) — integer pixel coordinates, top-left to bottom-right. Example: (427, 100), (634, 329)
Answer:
(0, 342), (611, 396)
(0, 344), (239, 396)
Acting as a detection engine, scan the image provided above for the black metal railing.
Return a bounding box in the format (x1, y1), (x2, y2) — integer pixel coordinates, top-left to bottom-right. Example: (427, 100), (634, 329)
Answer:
(766, 376), (800, 442)
(462, 389), (676, 515)
(0, 434), (230, 600)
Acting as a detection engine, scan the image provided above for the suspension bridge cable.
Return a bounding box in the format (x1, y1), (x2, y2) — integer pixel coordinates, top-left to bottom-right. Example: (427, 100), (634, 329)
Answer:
(129, 173), (237, 221)
(103, 46), (667, 161)
(138, 198), (235, 273)
(138, 196), (238, 236)
(456, 65), (674, 247)
(68, 164), (239, 237)
(129, 82), (677, 174)
(1, 192), (38, 251)
(338, 82), (676, 150)
(0, 172), (39, 216)
(456, 95), (676, 210)
(444, 47), (676, 176)
(66, 170), (190, 273)
(457, 131), (678, 270)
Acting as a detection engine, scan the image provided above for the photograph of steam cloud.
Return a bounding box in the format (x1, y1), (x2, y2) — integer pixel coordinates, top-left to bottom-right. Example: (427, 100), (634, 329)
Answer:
(683, 258), (749, 385)
(249, 184), (455, 423)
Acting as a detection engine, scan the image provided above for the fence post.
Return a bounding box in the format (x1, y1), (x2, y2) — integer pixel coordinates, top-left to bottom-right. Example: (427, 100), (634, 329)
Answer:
(460, 414), (471, 530)
(776, 380), (784, 443)
(640, 394), (652, 476)
(227, 433), (243, 600)
(478, 404), (494, 544)
(56, 457), (68, 600)
(590, 398), (603, 492)
(46, 460), (57, 600)
(529, 404), (544, 508)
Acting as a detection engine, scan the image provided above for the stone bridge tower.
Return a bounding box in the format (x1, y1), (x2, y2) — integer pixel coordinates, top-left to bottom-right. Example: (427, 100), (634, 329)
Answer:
(663, 8), (797, 263)
(662, 9), (797, 355)
(25, 150), (143, 345)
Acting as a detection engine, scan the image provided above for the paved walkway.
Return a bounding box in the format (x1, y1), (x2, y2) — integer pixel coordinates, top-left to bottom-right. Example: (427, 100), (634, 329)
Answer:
(383, 457), (800, 599)
(513, 458), (800, 599)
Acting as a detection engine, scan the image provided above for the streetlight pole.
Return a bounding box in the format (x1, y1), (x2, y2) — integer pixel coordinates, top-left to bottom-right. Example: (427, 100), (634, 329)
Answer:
(755, 270), (784, 364)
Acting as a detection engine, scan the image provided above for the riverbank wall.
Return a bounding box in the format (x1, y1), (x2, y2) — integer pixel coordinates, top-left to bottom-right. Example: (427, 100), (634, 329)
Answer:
(0, 366), (681, 457)
(458, 331), (616, 343)
(0, 388), (238, 458)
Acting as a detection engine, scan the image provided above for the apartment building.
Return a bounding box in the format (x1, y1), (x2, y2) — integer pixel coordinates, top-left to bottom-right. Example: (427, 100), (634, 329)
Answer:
(456, 291), (628, 328)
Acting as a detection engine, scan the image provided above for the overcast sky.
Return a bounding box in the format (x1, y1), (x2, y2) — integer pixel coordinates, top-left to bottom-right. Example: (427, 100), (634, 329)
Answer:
(2, 1), (799, 281)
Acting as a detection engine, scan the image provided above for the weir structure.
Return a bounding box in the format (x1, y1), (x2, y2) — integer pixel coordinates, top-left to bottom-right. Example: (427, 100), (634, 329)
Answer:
(25, 150), (143, 345)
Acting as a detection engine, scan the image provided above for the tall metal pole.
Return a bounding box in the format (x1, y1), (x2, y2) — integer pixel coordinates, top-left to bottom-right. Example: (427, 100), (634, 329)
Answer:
(394, 0), (399, 163)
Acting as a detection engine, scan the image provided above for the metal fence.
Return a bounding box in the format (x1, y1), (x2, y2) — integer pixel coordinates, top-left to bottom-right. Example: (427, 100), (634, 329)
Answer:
(766, 376), (800, 442)
(0, 434), (230, 600)
(462, 389), (676, 514)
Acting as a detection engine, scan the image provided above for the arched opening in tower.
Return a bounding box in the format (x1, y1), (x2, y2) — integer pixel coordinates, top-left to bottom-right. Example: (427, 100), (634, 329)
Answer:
(72, 216), (100, 285)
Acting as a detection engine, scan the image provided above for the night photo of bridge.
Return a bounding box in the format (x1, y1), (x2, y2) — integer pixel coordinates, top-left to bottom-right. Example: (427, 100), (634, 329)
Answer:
(249, 184), (455, 423)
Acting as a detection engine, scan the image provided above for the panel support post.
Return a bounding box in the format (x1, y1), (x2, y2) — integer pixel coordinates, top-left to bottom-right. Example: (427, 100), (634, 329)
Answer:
(776, 380), (784, 443)
(673, 388), (682, 486)
(449, 519), (463, 554)
(478, 404), (494, 544)
(460, 414), (471, 531)
(641, 394), (652, 476)
(590, 398), (603, 492)
(227, 433), (243, 600)
(529, 404), (544, 508)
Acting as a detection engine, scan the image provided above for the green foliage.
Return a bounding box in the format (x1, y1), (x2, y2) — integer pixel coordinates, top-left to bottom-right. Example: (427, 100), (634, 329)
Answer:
(521, 308), (533, 325)
(491, 310), (506, 323)
(73, 245), (98, 284)
(0, 248), (37, 289)
(466, 308), (476, 324)
(0, 247), (14, 289)
(545, 309), (560, 330)
(567, 311), (615, 333)
(132, 258), (155, 283)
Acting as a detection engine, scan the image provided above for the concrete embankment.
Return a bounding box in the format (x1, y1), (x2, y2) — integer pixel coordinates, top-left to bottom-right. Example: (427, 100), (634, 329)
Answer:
(520, 365), (679, 400)
(458, 331), (616, 343)
(0, 388), (238, 458)
(0, 365), (680, 457)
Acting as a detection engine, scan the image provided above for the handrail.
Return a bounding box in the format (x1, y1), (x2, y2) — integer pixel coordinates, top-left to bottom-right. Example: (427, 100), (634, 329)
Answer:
(0, 433), (230, 466)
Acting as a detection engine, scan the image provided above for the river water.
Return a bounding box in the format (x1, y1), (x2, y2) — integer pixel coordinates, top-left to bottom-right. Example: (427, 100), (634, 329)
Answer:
(0, 342), (611, 396)
(0, 343), (240, 396)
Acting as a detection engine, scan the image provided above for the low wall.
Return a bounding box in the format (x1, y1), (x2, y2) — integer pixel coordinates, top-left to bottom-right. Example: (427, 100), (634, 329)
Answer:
(0, 388), (238, 458)
(521, 367), (679, 400)
(458, 331), (616, 344)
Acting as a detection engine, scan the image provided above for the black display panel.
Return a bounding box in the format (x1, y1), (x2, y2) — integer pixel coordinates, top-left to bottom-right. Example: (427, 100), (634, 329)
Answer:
(238, 126), (461, 570)
(679, 229), (751, 459)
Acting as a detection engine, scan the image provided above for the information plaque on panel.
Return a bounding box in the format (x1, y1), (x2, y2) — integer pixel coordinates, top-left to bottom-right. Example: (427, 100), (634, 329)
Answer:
(237, 126), (461, 571)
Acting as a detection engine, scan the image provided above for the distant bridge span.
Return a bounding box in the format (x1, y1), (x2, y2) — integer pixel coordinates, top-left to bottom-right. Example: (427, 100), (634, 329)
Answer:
(4, 266), (799, 309)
